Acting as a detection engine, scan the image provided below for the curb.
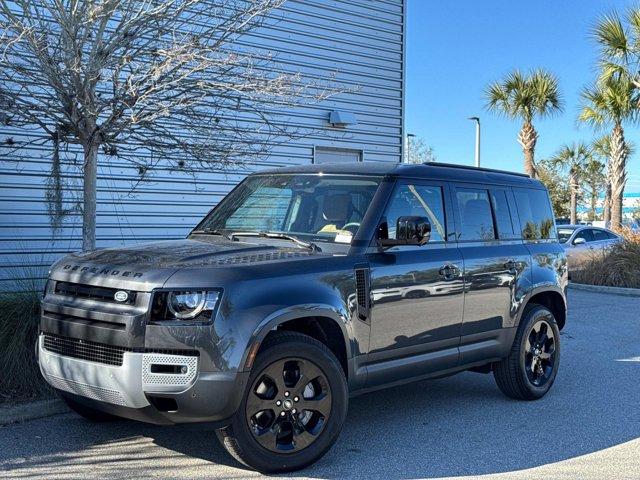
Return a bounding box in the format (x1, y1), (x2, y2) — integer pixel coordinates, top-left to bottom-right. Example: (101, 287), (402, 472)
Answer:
(568, 282), (640, 297)
(0, 398), (69, 426)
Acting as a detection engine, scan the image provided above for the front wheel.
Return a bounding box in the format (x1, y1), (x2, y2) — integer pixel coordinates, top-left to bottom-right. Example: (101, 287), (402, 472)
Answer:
(216, 331), (348, 473)
(493, 304), (560, 400)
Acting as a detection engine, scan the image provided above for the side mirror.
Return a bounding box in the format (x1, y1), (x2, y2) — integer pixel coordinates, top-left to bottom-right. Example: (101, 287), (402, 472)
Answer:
(573, 237), (586, 245)
(378, 216), (431, 248)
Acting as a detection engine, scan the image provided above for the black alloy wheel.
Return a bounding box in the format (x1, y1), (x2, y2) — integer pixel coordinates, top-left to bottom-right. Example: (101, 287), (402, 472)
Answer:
(216, 331), (347, 473)
(493, 304), (561, 400)
(246, 357), (332, 453)
(524, 319), (557, 387)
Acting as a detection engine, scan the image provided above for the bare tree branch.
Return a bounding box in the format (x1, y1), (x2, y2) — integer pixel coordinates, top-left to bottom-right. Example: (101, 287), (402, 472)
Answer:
(0, 0), (346, 249)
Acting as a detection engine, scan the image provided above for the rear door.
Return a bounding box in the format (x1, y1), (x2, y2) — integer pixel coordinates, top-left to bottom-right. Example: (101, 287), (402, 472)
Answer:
(451, 184), (530, 363)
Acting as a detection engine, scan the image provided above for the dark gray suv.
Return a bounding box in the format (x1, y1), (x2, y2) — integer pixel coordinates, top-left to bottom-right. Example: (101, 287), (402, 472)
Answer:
(38, 162), (567, 472)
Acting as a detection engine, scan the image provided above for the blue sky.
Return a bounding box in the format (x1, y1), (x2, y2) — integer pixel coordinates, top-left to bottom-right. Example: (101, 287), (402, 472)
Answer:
(405, 0), (640, 194)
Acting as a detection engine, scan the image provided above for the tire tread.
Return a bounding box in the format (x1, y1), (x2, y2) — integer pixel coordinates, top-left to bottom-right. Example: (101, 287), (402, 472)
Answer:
(493, 303), (558, 401)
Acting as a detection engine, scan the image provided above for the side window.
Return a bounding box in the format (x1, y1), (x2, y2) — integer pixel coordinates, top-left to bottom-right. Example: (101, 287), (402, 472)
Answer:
(513, 188), (557, 240)
(384, 184), (446, 242)
(592, 229), (609, 242)
(574, 229), (594, 243)
(490, 190), (516, 239)
(455, 188), (495, 240)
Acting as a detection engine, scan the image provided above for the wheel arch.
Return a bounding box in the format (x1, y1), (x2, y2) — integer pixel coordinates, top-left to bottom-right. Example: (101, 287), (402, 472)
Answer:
(240, 305), (353, 380)
(520, 287), (567, 330)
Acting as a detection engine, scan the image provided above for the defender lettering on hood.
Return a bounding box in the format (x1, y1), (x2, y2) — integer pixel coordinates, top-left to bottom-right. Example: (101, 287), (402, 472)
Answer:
(62, 264), (144, 278)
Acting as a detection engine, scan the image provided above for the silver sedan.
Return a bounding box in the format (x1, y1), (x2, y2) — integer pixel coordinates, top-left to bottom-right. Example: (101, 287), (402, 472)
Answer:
(558, 225), (622, 274)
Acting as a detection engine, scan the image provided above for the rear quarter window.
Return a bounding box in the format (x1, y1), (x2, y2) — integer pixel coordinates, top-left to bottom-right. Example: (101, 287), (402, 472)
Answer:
(513, 188), (557, 240)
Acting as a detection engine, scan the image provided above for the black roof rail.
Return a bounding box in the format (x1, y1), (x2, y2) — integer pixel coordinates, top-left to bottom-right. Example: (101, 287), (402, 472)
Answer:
(422, 162), (531, 178)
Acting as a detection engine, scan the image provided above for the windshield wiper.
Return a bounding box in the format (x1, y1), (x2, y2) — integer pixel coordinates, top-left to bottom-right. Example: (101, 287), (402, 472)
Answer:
(230, 231), (322, 252)
(190, 228), (232, 240)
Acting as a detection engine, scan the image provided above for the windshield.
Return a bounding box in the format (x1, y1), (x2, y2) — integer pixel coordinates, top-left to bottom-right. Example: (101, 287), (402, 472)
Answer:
(196, 174), (382, 245)
(557, 227), (577, 243)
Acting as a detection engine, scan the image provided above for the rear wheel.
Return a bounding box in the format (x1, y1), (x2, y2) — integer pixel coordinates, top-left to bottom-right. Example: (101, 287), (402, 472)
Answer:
(216, 331), (348, 473)
(493, 304), (560, 400)
(61, 395), (118, 422)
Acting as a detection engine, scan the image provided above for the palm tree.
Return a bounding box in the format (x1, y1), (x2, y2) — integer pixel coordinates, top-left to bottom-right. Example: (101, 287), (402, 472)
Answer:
(485, 69), (563, 178)
(548, 143), (591, 225)
(579, 73), (637, 229)
(581, 156), (607, 222)
(585, 9), (640, 228)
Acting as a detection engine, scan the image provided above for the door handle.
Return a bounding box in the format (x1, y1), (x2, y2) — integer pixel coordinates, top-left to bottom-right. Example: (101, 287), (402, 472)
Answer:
(438, 264), (460, 280)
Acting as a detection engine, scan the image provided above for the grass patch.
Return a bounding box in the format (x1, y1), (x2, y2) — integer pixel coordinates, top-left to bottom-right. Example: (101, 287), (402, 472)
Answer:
(0, 269), (54, 404)
(573, 229), (640, 289)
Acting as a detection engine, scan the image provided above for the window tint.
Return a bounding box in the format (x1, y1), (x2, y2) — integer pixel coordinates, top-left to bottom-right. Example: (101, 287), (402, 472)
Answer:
(491, 190), (515, 238)
(606, 231), (619, 240)
(456, 188), (495, 240)
(513, 188), (557, 240)
(574, 229), (594, 243)
(384, 184), (446, 242)
(591, 229), (610, 242)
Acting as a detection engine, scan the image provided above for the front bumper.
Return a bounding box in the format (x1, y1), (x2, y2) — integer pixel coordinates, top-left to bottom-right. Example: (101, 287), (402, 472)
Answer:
(38, 335), (247, 425)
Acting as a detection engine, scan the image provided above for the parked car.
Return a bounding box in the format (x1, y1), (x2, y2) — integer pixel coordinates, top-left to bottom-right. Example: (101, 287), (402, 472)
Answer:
(557, 225), (622, 274)
(38, 162), (567, 473)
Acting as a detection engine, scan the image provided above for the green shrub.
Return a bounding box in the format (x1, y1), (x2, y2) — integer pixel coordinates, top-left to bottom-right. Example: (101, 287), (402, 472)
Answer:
(0, 269), (54, 403)
(573, 238), (640, 289)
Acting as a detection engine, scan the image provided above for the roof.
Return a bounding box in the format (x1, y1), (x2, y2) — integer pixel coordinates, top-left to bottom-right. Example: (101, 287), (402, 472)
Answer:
(254, 162), (542, 188)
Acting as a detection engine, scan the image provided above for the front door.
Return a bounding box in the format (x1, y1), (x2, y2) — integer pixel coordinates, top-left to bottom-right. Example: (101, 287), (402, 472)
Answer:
(365, 180), (464, 387)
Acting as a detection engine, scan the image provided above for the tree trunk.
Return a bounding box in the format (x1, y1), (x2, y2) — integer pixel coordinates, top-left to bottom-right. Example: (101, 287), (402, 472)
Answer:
(518, 121), (538, 178)
(82, 142), (99, 251)
(569, 172), (578, 225)
(603, 184), (611, 226)
(609, 123), (628, 230)
(589, 187), (597, 222)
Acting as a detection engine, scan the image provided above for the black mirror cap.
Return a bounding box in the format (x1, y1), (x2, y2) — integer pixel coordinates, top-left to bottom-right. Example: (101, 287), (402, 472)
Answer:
(378, 215), (431, 248)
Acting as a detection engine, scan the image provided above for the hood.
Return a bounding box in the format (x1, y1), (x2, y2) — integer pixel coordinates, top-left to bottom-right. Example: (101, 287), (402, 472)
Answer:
(49, 238), (318, 292)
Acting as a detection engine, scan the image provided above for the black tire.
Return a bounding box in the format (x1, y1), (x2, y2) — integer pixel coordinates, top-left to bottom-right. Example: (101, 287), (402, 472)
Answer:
(62, 395), (119, 422)
(493, 304), (560, 400)
(216, 331), (348, 473)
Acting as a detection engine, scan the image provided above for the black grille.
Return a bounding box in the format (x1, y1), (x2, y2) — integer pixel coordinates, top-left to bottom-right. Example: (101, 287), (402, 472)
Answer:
(55, 281), (137, 305)
(43, 334), (126, 366)
(355, 268), (370, 320)
(42, 334), (200, 366)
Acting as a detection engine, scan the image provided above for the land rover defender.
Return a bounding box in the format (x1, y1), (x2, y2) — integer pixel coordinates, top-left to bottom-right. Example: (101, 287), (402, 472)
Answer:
(38, 162), (567, 472)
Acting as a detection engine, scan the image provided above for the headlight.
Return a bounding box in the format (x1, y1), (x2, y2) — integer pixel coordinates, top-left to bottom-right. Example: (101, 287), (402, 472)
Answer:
(151, 290), (221, 323)
(168, 291), (207, 319)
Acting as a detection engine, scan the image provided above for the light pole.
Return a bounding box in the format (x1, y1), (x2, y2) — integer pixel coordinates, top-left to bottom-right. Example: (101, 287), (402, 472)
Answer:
(404, 133), (415, 163)
(468, 117), (480, 167)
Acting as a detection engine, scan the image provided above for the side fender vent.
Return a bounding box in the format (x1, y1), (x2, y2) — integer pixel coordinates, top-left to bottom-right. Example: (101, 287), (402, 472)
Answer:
(355, 267), (370, 320)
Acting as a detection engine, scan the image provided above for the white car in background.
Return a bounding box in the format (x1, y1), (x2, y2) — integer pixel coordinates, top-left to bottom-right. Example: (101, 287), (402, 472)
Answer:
(558, 225), (622, 275)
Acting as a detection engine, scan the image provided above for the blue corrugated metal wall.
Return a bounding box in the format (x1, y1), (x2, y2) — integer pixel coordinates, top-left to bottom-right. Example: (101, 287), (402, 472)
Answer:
(0, 0), (405, 289)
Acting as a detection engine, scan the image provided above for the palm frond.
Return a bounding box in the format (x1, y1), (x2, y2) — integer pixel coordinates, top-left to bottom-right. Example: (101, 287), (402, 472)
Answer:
(593, 11), (629, 58)
(626, 7), (640, 55)
(548, 142), (591, 172)
(483, 68), (562, 123)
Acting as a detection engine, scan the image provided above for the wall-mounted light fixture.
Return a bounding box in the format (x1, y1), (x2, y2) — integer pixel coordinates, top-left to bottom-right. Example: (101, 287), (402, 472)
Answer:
(329, 110), (357, 128)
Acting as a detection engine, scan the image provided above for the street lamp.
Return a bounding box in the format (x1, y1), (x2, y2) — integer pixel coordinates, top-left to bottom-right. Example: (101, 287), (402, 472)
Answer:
(468, 117), (480, 168)
(404, 133), (415, 163)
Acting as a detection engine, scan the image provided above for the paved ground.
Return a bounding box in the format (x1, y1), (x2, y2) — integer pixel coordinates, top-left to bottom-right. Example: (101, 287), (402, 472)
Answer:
(1, 289), (639, 480)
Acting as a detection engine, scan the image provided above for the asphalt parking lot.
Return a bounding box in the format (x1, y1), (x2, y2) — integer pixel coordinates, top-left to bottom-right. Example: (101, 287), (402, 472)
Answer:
(1, 289), (639, 480)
